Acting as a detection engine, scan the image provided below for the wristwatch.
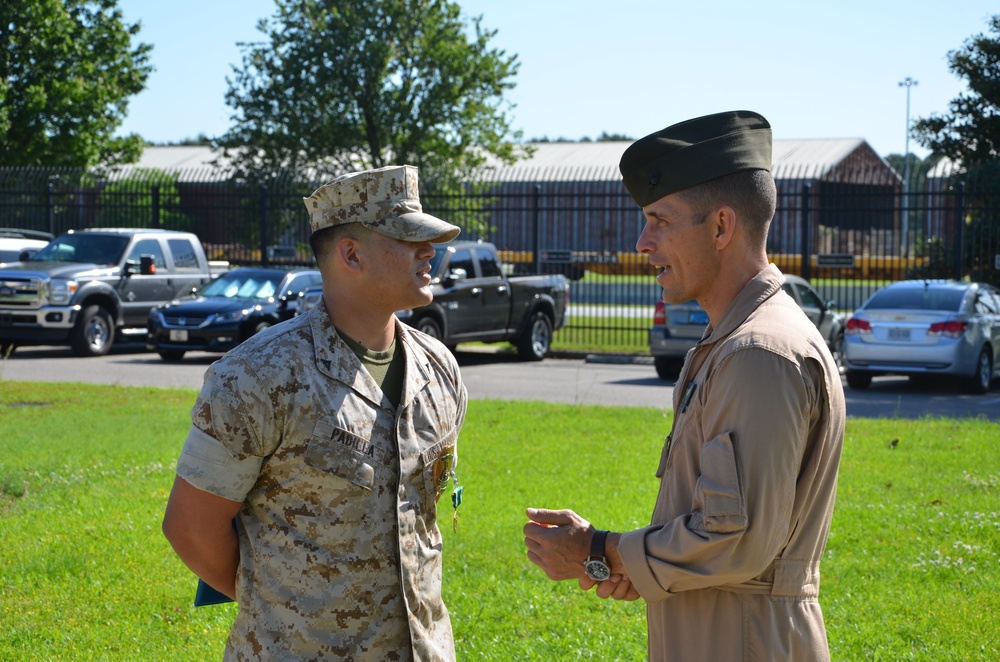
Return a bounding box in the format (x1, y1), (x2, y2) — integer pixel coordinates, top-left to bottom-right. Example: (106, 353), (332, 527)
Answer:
(584, 529), (612, 581)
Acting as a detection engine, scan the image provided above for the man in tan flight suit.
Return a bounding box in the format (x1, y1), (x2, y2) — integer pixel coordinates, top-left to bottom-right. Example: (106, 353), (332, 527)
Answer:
(524, 111), (846, 661)
(163, 165), (467, 661)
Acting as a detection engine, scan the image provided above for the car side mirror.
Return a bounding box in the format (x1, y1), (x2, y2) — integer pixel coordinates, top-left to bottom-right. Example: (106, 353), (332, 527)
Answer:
(140, 254), (156, 275)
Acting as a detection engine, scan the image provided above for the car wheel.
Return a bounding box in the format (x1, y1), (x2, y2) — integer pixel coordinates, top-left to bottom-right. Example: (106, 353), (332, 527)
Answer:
(517, 311), (553, 361)
(654, 356), (683, 381)
(965, 348), (993, 395)
(1, 341), (16, 358)
(70, 305), (114, 357)
(846, 370), (872, 390)
(158, 349), (186, 362)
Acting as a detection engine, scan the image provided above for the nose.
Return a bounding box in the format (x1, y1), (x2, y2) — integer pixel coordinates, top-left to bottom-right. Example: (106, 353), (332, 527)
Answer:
(636, 221), (654, 254)
(416, 241), (435, 260)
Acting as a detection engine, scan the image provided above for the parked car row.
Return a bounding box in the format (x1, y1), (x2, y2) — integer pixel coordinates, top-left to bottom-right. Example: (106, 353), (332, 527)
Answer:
(648, 274), (847, 380)
(648, 276), (1000, 395)
(0, 228), (224, 357)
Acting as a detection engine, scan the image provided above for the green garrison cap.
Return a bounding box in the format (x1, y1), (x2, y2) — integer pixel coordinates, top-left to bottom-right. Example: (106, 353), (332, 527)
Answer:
(619, 110), (772, 207)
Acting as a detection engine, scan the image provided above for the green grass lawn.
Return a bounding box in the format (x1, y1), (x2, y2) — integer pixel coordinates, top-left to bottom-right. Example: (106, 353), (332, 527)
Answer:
(1, 382), (997, 661)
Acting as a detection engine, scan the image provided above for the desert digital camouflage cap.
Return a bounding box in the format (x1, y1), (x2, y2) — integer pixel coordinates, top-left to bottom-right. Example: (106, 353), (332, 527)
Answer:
(304, 165), (461, 243)
(619, 110), (772, 207)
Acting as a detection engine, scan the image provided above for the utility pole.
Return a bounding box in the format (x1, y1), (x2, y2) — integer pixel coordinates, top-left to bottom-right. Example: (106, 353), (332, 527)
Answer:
(898, 77), (918, 257)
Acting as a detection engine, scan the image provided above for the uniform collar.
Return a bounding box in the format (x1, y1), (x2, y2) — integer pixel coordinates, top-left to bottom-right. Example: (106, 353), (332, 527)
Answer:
(703, 264), (785, 343)
(309, 301), (431, 407)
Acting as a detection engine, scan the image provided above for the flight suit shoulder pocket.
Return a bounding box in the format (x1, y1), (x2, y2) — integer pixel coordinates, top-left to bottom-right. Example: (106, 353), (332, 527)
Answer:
(695, 431), (747, 534)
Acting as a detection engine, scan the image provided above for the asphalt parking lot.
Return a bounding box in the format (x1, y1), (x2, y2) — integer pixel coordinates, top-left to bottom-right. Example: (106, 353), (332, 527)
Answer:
(2, 343), (998, 421)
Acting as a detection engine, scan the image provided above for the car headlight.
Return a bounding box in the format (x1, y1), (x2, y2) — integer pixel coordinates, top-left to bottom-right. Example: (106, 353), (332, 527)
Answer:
(49, 279), (78, 304)
(212, 309), (248, 323)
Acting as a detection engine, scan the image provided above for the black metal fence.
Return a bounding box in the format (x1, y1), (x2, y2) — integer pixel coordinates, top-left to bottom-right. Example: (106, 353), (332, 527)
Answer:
(1, 166), (997, 354)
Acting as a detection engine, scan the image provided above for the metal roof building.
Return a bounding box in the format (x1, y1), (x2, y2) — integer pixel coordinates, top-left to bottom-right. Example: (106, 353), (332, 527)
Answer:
(126, 140), (900, 259)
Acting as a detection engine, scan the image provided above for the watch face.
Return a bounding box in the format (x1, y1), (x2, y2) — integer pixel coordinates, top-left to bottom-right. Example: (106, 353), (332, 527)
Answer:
(585, 559), (612, 582)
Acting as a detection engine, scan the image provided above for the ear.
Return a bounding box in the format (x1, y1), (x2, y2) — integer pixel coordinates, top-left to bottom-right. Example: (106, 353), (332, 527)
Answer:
(711, 206), (737, 250)
(336, 236), (364, 272)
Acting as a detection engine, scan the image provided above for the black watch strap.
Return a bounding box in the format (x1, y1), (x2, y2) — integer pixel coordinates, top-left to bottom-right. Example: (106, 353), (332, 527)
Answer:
(590, 529), (609, 561)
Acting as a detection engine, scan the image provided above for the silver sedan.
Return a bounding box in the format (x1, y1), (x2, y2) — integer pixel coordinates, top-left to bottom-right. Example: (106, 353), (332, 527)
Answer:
(844, 280), (1000, 393)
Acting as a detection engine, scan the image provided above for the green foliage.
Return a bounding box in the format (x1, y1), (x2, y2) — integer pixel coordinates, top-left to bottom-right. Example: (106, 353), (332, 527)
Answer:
(906, 237), (954, 279)
(1, 383), (997, 660)
(95, 169), (196, 231)
(912, 14), (1000, 167)
(218, 0), (530, 183)
(0, 0), (153, 167)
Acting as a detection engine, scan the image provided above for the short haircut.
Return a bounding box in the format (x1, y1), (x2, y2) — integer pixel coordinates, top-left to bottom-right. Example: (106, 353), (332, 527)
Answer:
(309, 222), (373, 259)
(677, 169), (776, 248)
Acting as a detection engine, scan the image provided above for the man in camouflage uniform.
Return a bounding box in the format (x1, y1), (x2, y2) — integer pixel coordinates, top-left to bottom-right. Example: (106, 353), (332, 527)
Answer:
(163, 165), (467, 661)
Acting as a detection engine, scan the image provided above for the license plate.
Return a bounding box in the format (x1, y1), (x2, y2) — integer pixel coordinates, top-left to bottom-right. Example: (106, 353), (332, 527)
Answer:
(887, 327), (910, 340)
(169, 329), (189, 342)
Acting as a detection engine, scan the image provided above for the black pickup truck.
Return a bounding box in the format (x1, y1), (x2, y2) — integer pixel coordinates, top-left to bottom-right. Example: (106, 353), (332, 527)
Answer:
(295, 241), (570, 360)
(403, 241), (569, 360)
(0, 228), (225, 357)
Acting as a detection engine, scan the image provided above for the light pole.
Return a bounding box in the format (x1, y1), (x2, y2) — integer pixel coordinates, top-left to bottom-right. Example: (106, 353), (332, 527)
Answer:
(899, 77), (918, 257)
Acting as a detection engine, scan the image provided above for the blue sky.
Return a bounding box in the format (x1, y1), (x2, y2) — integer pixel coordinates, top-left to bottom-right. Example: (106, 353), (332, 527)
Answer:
(116, 0), (998, 159)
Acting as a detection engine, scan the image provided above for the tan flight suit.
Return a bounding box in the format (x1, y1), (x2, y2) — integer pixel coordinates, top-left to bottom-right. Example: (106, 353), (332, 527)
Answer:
(619, 265), (846, 661)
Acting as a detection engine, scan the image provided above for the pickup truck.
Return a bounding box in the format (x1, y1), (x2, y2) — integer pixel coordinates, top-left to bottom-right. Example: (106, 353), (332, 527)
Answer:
(404, 241), (569, 360)
(294, 241), (570, 360)
(0, 228), (225, 357)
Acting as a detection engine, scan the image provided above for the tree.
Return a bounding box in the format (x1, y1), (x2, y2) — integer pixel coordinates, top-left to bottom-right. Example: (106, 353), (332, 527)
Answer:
(912, 14), (1000, 166)
(912, 15), (1000, 287)
(218, 0), (527, 182)
(96, 169), (194, 232)
(0, 0), (152, 167)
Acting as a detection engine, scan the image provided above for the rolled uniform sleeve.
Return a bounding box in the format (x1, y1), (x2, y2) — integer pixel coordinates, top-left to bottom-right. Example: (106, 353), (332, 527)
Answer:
(620, 347), (817, 602)
(176, 356), (277, 503)
(176, 425), (264, 501)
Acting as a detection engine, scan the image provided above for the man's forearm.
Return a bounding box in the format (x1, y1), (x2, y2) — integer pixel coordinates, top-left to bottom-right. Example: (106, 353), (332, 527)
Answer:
(162, 475), (243, 599)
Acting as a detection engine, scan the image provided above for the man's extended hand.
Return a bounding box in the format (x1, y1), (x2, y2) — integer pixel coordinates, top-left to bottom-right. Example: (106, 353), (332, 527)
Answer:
(523, 508), (640, 601)
(523, 507), (594, 581)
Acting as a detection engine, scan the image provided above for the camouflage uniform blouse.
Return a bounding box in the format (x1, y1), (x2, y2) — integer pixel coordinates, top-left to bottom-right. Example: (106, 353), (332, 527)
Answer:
(176, 301), (467, 661)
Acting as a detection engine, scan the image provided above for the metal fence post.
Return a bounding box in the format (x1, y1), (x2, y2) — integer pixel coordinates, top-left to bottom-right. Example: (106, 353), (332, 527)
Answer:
(151, 185), (161, 228)
(47, 182), (56, 235)
(953, 182), (965, 279)
(260, 184), (270, 267)
(800, 183), (812, 282)
(532, 185), (541, 274)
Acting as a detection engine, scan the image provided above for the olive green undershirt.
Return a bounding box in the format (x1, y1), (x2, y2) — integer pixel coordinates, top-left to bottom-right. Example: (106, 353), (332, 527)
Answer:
(336, 328), (405, 408)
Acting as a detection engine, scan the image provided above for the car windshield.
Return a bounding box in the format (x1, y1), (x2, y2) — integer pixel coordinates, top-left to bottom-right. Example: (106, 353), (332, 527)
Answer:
(200, 271), (282, 300)
(30, 234), (128, 265)
(866, 285), (965, 312)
